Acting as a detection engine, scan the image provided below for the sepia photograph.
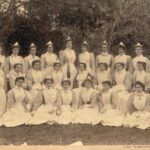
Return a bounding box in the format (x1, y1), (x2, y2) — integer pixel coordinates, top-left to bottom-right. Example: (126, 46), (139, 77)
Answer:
(0, 0), (150, 148)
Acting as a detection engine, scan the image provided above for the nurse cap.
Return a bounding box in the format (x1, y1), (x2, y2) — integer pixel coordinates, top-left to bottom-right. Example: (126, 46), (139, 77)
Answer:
(82, 40), (89, 46)
(66, 36), (72, 42)
(62, 77), (71, 85)
(30, 43), (36, 48)
(102, 40), (108, 45)
(53, 60), (61, 66)
(135, 42), (143, 48)
(46, 41), (53, 46)
(43, 75), (54, 84)
(12, 42), (19, 47)
(119, 42), (126, 49)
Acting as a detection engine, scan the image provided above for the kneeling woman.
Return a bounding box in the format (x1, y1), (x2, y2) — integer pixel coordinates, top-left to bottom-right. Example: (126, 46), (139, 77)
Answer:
(1, 77), (32, 127)
(27, 77), (59, 125)
(54, 78), (77, 125)
(124, 81), (150, 129)
(72, 77), (99, 125)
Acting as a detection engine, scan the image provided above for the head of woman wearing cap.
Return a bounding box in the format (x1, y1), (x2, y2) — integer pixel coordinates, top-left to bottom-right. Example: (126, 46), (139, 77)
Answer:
(29, 43), (37, 56)
(101, 40), (108, 53)
(81, 40), (89, 53)
(66, 36), (72, 49)
(12, 42), (20, 56)
(135, 81), (145, 93)
(82, 76), (93, 89)
(53, 61), (61, 71)
(115, 62), (125, 71)
(137, 61), (146, 71)
(118, 42), (126, 55)
(135, 42), (143, 56)
(62, 78), (71, 90)
(13, 63), (22, 73)
(46, 41), (54, 53)
(15, 76), (25, 88)
(78, 62), (86, 72)
(32, 60), (41, 71)
(98, 63), (108, 71)
(43, 76), (54, 89)
(102, 80), (112, 91)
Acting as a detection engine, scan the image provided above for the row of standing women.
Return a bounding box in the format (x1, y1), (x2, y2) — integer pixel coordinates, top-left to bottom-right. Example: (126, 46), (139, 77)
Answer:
(0, 37), (150, 129)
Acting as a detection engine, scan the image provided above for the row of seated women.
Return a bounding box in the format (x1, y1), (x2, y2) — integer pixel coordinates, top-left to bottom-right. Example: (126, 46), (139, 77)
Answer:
(0, 75), (150, 130)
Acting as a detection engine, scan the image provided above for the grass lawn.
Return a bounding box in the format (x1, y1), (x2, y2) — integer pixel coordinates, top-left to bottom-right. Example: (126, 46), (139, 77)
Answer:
(0, 124), (150, 145)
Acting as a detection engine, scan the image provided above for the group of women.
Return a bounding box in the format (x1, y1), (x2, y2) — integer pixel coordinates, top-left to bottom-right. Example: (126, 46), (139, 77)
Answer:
(0, 36), (150, 129)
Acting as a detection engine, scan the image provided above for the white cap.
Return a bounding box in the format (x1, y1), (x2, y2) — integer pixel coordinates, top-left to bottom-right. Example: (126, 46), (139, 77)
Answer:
(136, 42), (142, 47)
(47, 41), (53, 46)
(13, 42), (19, 47)
(30, 43), (36, 48)
(102, 40), (108, 45)
(66, 36), (72, 42)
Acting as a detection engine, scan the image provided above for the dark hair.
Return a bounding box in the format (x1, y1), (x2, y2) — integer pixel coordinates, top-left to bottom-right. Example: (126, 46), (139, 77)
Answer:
(82, 78), (93, 87)
(79, 62), (86, 69)
(43, 78), (53, 84)
(135, 81), (145, 90)
(137, 61), (146, 70)
(102, 81), (112, 86)
(98, 63), (108, 70)
(32, 60), (41, 68)
(15, 76), (25, 84)
(13, 63), (22, 69)
(53, 62), (61, 68)
(115, 62), (125, 68)
(61, 80), (71, 86)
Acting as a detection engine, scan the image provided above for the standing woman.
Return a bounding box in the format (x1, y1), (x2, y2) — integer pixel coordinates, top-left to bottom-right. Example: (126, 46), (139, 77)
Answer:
(115, 42), (132, 71)
(78, 41), (95, 75)
(24, 43), (39, 74)
(131, 42), (150, 73)
(1, 77), (32, 127)
(5, 42), (25, 76)
(59, 37), (77, 88)
(96, 41), (114, 71)
(41, 41), (58, 76)
(125, 81), (150, 129)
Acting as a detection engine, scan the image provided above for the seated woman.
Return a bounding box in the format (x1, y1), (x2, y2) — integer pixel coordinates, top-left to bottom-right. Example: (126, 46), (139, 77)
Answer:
(27, 76), (59, 125)
(27, 60), (46, 100)
(54, 78), (77, 125)
(124, 81), (150, 129)
(1, 77), (32, 127)
(72, 77), (99, 125)
(51, 60), (64, 90)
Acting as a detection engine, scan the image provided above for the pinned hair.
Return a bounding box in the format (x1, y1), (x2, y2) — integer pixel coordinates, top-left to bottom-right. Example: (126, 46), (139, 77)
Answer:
(32, 60), (41, 67)
(15, 76), (25, 84)
(135, 81), (145, 91)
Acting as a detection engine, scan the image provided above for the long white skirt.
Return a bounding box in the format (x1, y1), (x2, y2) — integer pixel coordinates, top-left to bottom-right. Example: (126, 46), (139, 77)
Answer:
(26, 104), (57, 125)
(124, 112), (150, 129)
(0, 89), (6, 116)
(71, 105), (99, 125)
(1, 104), (31, 127)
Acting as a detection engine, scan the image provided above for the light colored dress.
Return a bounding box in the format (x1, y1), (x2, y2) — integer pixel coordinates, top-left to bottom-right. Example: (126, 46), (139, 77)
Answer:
(72, 87), (99, 125)
(41, 52), (58, 76)
(27, 87), (58, 125)
(79, 51), (95, 75)
(1, 87), (32, 127)
(124, 92), (150, 129)
(59, 48), (77, 87)
(24, 55), (39, 73)
(0, 55), (6, 73)
(51, 70), (64, 90)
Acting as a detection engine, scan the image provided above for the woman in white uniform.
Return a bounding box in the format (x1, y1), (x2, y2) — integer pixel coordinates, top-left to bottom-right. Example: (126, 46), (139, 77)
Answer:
(125, 81), (150, 129)
(1, 77), (32, 127)
(5, 42), (25, 76)
(51, 60), (64, 90)
(54, 78), (77, 125)
(27, 77), (59, 125)
(96, 41), (114, 71)
(115, 42), (132, 71)
(24, 43), (39, 73)
(41, 41), (58, 76)
(131, 42), (150, 73)
(59, 37), (77, 88)
(78, 41), (95, 75)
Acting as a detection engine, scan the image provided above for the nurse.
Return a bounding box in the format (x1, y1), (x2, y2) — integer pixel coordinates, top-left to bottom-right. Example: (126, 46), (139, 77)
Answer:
(24, 43), (39, 73)
(5, 42), (25, 76)
(78, 40), (95, 75)
(59, 36), (77, 88)
(115, 42), (132, 71)
(41, 41), (58, 76)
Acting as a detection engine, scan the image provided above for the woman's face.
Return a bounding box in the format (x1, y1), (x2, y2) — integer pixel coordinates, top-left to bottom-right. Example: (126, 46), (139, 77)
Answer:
(33, 62), (41, 70)
(30, 47), (36, 55)
(81, 45), (87, 52)
(135, 84), (143, 93)
(16, 79), (24, 87)
(62, 81), (70, 89)
(84, 80), (92, 88)
(118, 47), (125, 55)
(15, 65), (22, 73)
(12, 47), (19, 55)
(66, 41), (72, 49)
(135, 47), (142, 55)
(101, 45), (108, 52)
(98, 64), (106, 71)
(137, 63), (144, 71)
(102, 84), (110, 91)
(47, 45), (53, 52)
(79, 64), (86, 72)
(115, 63), (124, 71)
(54, 64), (61, 71)
(45, 80), (53, 88)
